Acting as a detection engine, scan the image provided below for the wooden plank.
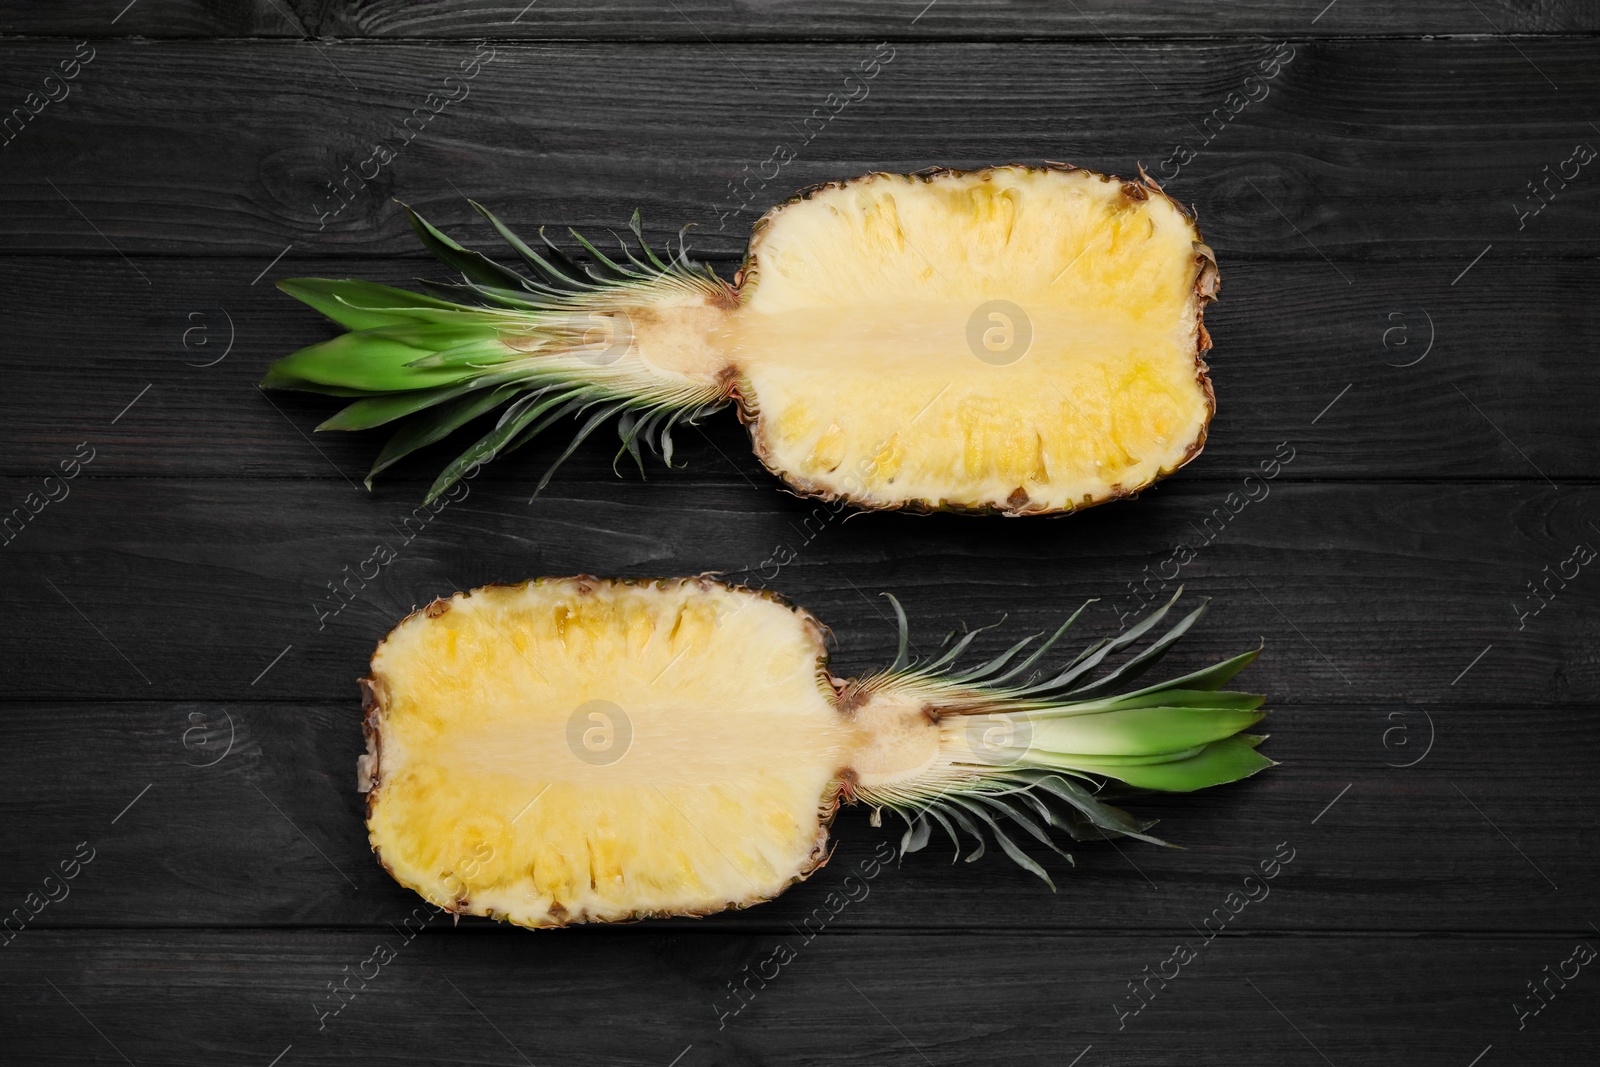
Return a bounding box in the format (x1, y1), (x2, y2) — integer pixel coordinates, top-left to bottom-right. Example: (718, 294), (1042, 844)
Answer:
(0, 1), (310, 37)
(6, 1), (1595, 39)
(0, 254), (1591, 482)
(323, 0), (1600, 38)
(1, 478), (1596, 703)
(0, 700), (1590, 932)
(1, 40), (1597, 257)
(2, 930), (1592, 1065)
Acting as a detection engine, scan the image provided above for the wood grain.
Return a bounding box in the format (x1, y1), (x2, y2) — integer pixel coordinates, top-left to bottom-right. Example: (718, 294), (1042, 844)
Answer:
(0, 1), (308, 38)
(317, 0), (1600, 38)
(0, 700), (1588, 932)
(0, 40), (1596, 257)
(1, 255), (1595, 482)
(6, 0), (1597, 39)
(2, 478), (1596, 703)
(3, 931), (1593, 1066)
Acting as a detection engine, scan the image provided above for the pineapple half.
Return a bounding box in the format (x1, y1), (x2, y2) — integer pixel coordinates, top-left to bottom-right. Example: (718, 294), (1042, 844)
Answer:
(265, 164), (1218, 514)
(361, 577), (1271, 927)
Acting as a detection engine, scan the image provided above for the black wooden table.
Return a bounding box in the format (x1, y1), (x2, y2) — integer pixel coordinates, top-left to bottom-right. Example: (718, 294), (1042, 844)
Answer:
(3, 3), (1597, 1064)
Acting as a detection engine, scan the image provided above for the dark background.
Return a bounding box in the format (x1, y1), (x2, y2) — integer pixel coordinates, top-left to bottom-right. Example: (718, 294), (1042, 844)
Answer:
(2, 1), (1597, 1064)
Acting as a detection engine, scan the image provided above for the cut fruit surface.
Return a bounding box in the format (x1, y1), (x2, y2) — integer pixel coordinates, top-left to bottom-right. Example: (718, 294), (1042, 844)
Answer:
(361, 577), (1273, 928)
(735, 168), (1214, 511)
(364, 578), (846, 926)
(265, 164), (1218, 514)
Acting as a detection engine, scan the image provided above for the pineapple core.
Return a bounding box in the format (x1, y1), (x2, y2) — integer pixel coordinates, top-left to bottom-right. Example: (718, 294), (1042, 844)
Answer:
(364, 578), (856, 926)
(729, 167), (1215, 512)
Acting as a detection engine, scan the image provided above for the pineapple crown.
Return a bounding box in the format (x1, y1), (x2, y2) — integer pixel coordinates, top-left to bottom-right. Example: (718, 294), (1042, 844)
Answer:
(262, 202), (732, 503)
(857, 589), (1271, 888)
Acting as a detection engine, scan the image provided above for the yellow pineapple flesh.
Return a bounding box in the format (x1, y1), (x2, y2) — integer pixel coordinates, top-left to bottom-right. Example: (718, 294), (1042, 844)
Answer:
(734, 167), (1216, 512)
(363, 578), (848, 926)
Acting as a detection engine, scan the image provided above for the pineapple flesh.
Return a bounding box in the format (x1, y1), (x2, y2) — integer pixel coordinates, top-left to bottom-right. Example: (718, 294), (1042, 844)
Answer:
(363, 579), (846, 925)
(361, 578), (1272, 927)
(265, 164), (1218, 514)
(735, 168), (1214, 512)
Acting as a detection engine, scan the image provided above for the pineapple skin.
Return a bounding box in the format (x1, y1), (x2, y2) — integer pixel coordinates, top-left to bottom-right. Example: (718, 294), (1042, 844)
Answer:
(731, 163), (1220, 516)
